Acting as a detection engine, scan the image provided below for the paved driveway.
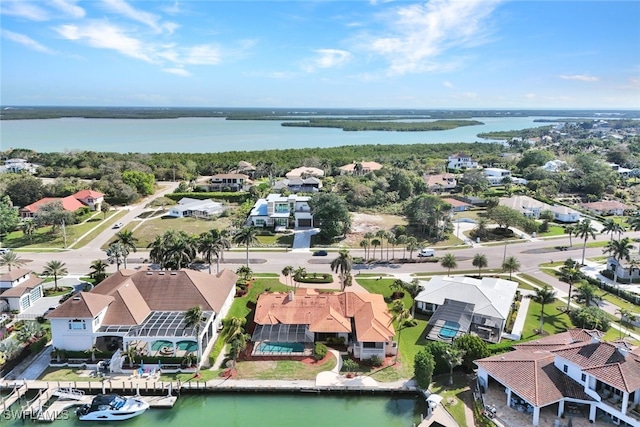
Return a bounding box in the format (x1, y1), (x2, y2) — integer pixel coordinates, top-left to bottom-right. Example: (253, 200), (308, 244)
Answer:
(292, 228), (319, 251)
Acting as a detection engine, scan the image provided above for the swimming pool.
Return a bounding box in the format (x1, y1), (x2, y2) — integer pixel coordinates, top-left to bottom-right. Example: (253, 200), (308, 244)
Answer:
(256, 342), (305, 354)
(438, 321), (460, 339)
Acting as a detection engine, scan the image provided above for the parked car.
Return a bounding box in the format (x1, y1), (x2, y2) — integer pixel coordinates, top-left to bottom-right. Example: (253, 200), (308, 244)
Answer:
(417, 248), (435, 257)
(113, 222), (124, 229)
(0, 248), (10, 255)
(313, 250), (328, 256)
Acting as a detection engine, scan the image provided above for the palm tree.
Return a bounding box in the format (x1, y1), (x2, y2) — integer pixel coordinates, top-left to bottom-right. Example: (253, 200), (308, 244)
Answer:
(281, 265), (294, 287)
(184, 305), (205, 340)
(293, 266), (306, 289)
(113, 230), (138, 269)
(396, 234), (407, 260)
(330, 249), (353, 291)
(228, 332), (251, 365)
(574, 282), (601, 307)
(371, 238), (381, 260)
(387, 234), (397, 261)
(559, 261), (581, 312)
(233, 227), (258, 267)
(106, 242), (128, 271)
(615, 308), (638, 339)
(443, 346), (466, 385)
(0, 251), (25, 272)
(527, 285), (557, 334)
(601, 219), (625, 242)
(389, 279), (405, 298)
(389, 300), (412, 365)
(402, 279), (424, 317)
(603, 237), (633, 294)
(564, 224), (575, 247)
(42, 260), (67, 292)
(236, 265), (253, 282)
(473, 217), (489, 240)
(147, 235), (167, 268)
(406, 236), (419, 260)
(101, 202), (110, 219)
(164, 232), (198, 270)
(472, 253), (488, 277)
(440, 253), (457, 276)
(501, 256), (520, 280)
(222, 317), (249, 366)
(375, 229), (388, 260)
(198, 231), (221, 274)
(574, 219), (597, 265)
(359, 239), (370, 261)
(89, 259), (108, 284)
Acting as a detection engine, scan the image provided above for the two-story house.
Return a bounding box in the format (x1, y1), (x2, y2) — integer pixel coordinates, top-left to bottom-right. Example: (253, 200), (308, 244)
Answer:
(424, 173), (457, 192)
(476, 329), (640, 426)
(447, 153), (479, 171)
(46, 269), (237, 366)
(19, 189), (105, 218)
(73, 189), (104, 211)
(0, 269), (44, 314)
(247, 193), (313, 229)
(208, 173), (250, 192)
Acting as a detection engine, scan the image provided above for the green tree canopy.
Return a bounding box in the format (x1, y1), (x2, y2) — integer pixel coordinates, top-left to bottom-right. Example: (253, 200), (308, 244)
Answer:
(486, 205), (523, 231)
(309, 193), (351, 241)
(414, 349), (435, 389)
(0, 196), (19, 244)
(122, 170), (155, 196)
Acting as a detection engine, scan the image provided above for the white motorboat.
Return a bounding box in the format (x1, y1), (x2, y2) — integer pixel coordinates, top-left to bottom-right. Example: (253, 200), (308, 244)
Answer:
(75, 394), (149, 421)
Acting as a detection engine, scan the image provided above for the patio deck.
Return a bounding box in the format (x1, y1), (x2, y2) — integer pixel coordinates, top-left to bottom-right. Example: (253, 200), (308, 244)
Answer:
(482, 384), (613, 427)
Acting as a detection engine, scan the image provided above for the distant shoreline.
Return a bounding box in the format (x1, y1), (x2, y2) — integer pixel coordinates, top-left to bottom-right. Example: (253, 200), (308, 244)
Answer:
(1, 106), (638, 121)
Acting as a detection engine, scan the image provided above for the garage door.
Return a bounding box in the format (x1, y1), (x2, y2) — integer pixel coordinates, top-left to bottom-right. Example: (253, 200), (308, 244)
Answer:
(298, 219), (312, 227)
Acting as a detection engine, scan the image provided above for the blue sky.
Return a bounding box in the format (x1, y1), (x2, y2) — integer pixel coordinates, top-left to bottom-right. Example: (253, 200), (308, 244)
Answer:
(1, 0), (639, 108)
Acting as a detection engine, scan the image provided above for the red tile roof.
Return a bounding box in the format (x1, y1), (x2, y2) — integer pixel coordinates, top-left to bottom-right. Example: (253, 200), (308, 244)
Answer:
(73, 189), (104, 199)
(21, 195), (86, 214)
(255, 289), (394, 343)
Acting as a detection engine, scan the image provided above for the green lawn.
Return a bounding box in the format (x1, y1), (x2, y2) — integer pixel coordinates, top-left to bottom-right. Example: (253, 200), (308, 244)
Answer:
(430, 373), (473, 427)
(234, 357), (337, 380)
(255, 233), (294, 246)
(73, 210), (127, 248)
(521, 299), (573, 339)
(4, 211), (118, 250)
(129, 216), (233, 248)
(538, 225), (567, 237)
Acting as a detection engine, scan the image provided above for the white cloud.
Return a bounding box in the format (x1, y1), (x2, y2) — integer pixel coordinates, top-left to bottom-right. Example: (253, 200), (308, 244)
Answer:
(1, 29), (56, 54)
(101, 0), (176, 33)
(443, 80), (454, 88)
(525, 93), (537, 99)
(55, 22), (154, 62)
(48, 0), (85, 18)
(163, 67), (190, 77)
(365, 0), (502, 75)
(304, 49), (352, 72)
(559, 74), (599, 82)
(0, 0), (50, 21)
(182, 45), (221, 65)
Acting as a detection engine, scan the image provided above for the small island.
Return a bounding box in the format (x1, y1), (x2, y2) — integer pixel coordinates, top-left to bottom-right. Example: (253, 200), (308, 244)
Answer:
(281, 119), (483, 132)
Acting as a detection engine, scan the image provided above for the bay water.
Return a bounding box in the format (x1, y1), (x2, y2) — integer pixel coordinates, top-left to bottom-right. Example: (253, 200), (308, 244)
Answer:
(0, 116), (558, 153)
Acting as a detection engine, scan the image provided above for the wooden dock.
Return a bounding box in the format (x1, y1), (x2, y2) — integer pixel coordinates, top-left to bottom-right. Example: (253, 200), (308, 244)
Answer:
(0, 383), (28, 411)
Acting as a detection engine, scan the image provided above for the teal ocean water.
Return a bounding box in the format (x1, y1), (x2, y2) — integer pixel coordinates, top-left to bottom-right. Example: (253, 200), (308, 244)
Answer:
(4, 393), (423, 426)
(0, 116), (557, 153)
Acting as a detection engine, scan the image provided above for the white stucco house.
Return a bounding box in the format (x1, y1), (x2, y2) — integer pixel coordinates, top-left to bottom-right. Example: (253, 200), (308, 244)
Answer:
(499, 196), (581, 223)
(167, 198), (225, 218)
(247, 193), (313, 229)
(414, 276), (518, 343)
(46, 269), (237, 366)
(447, 153), (479, 170)
(0, 269), (44, 314)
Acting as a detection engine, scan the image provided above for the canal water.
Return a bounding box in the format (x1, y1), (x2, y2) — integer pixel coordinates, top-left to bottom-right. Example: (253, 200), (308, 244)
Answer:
(3, 392), (423, 426)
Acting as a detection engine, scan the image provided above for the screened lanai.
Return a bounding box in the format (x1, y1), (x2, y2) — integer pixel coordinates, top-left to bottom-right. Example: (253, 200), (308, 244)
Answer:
(252, 324), (314, 343)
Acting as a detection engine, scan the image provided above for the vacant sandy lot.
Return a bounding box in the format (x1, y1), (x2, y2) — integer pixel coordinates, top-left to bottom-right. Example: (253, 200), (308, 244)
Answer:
(344, 213), (407, 246)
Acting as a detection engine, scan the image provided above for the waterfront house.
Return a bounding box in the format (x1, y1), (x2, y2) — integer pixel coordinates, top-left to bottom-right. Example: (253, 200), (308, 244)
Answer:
(476, 329), (640, 426)
(484, 168), (512, 186)
(208, 173), (250, 192)
(167, 198), (225, 219)
(339, 161), (383, 175)
(414, 276), (518, 343)
(252, 288), (396, 361)
(0, 269), (44, 314)
(46, 269), (237, 365)
(581, 200), (635, 216)
(447, 153), (479, 171)
(247, 193), (313, 229)
(1, 158), (39, 174)
(424, 173), (457, 192)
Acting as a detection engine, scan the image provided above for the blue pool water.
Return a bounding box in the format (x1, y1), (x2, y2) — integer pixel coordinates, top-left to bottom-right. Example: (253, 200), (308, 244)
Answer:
(439, 321), (460, 339)
(257, 342), (305, 354)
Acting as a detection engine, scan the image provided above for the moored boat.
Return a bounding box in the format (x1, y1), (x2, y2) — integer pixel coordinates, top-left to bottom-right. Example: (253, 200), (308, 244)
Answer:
(75, 394), (149, 421)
